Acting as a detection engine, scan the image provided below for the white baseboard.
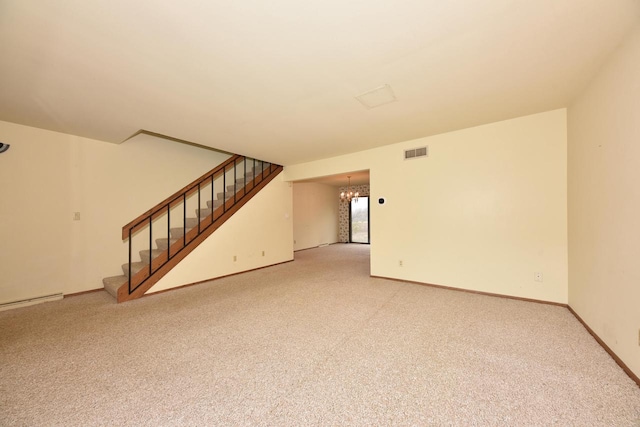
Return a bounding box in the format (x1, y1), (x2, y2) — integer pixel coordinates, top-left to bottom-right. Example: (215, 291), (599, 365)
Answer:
(0, 293), (64, 312)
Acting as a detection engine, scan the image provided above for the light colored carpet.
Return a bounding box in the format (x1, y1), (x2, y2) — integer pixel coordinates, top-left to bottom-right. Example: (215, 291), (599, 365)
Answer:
(1, 244), (639, 426)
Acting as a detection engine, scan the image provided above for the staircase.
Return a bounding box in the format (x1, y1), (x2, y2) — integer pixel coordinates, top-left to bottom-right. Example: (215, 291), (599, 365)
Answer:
(103, 155), (283, 303)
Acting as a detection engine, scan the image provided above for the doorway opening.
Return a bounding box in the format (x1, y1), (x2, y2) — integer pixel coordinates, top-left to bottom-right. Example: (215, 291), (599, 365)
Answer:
(349, 197), (370, 244)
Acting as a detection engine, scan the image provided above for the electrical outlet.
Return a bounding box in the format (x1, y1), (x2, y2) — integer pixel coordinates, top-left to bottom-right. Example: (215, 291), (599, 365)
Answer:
(233, 255), (237, 262)
(534, 272), (543, 282)
(73, 212), (81, 221)
(399, 260), (403, 267)
(262, 250), (265, 257)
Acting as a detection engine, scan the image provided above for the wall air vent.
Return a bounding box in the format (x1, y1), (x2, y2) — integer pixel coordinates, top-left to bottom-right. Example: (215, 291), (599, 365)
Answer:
(404, 146), (428, 160)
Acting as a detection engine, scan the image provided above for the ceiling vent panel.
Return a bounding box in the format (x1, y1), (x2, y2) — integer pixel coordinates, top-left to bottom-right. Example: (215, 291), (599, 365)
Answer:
(404, 146), (428, 160)
(355, 84), (397, 109)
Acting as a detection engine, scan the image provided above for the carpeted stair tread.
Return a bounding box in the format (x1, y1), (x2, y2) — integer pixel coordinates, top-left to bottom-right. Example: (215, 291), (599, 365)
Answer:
(245, 171), (261, 180)
(121, 261), (147, 277)
(185, 217), (199, 228)
(102, 275), (127, 298)
(226, 184), (244, 192)
(196, 208), (213, 218)
(244, 170), (269, 181)
(170, 226), (194, 238)
(156, 237), (180, 250)
(139, 249), (164, 264)
(217, 191), (238, 200)
(100, 157), (282, 301)
(207, 199), (224, 209)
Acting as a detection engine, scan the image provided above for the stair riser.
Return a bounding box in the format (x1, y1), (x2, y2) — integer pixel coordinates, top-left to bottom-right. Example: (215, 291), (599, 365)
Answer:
(207, 200), (224, 209)
(139, 249), (163, 264)
(121, 262), (147, 277)
(185, 217), (198, 228)
(231, 165), (265, 177)
(103, 275), (128, 298)
(156, 238), (179, 250)
(170, 227), (190, 238)
(102, 162), (282, 302)
(226, 184), (244, 192)
(217, 192), (238, 200)
(104, 285), (118, 298)
(196, 208), (212, 218)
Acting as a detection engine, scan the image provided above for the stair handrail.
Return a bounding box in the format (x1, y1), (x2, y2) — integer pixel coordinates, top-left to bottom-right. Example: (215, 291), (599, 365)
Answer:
(119, 154), (282, 299)
(121, 154), (241, 240)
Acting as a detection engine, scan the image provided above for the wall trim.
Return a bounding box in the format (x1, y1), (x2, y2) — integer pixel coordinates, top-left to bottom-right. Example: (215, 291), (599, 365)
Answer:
(144, 259), (295, 298)
(0, 293), (64, 312)
(371, 274), (639, 387)
(370, 275), (567, 307)
(567, 306), (640, 388)
(65, 288), (104, 298)
(294, 242), (340, 253)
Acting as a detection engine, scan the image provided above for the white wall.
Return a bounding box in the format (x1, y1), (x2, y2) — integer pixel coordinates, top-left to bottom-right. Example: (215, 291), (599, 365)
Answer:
(0, 121), (230, 303)
(285, 109), (568, 304)
(292, 182), (339, 251)
(150, 176), (293, 292)
(567, 25), (640, 378)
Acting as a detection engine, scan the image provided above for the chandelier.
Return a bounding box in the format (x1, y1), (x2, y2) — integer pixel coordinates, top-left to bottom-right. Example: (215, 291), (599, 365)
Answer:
(340, 176), (359, 203)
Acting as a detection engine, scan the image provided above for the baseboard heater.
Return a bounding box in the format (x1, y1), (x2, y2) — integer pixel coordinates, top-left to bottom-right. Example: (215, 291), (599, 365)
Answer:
(0, 293), (64, 312)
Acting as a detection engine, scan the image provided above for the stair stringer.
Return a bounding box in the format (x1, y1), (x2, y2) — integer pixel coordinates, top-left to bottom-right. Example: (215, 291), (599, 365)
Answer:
(116, 166), (285, 302)
(147, 173), (294, 294)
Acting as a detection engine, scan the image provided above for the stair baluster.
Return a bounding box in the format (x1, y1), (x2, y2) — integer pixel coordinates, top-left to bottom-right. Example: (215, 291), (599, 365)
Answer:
(103, 155), (283, 302)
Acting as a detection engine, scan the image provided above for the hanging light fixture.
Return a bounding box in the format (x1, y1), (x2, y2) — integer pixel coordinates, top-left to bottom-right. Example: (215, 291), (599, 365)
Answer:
(340, 176), (359, 203)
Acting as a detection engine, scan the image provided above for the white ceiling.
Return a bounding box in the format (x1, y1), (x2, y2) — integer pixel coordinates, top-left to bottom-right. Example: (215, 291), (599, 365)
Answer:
(1, 1), (638, 166)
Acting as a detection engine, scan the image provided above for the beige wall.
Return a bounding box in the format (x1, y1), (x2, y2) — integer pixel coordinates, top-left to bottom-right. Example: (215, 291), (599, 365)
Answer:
(292, 182), (339, 251)
(150, 176), (293, 292)
(0, 121), (230, 303)
(285, 109), (568, 304)
(568, 26), (640, 378)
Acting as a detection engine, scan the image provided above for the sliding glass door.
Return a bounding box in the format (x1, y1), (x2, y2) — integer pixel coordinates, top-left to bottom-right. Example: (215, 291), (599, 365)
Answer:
(350, 197), (369, 244)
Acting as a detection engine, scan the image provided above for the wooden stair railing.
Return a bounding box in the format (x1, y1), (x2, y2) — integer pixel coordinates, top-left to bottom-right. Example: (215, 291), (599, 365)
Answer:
(120, 155), (242, 240)
(108, 155), (283, 303)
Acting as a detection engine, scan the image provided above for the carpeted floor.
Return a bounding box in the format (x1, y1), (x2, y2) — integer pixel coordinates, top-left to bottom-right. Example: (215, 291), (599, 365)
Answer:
(1, 244), (639, 426)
